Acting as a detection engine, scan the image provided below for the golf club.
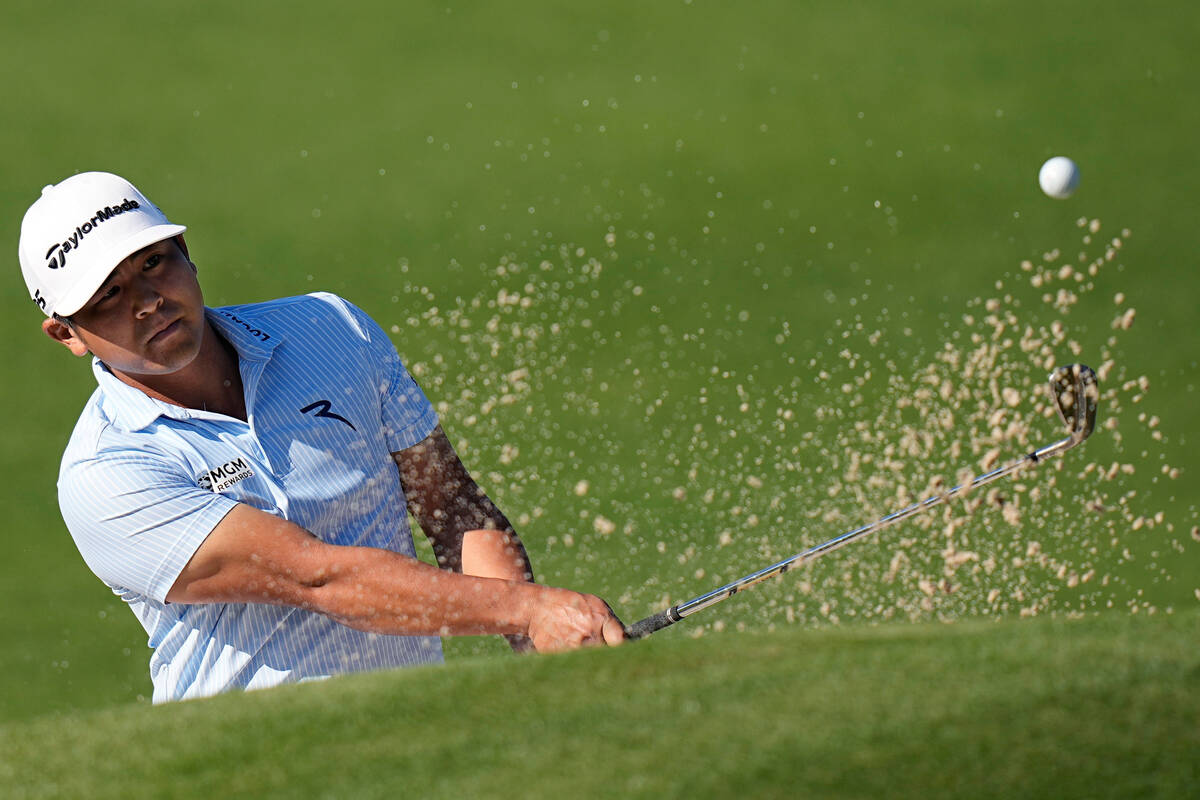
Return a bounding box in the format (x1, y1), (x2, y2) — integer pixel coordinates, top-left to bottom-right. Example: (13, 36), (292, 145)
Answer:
(624, 363), (1100, 640)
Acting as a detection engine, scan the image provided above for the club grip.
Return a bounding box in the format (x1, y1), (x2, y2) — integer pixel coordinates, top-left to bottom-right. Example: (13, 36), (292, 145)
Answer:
(624, 608), (679, 641)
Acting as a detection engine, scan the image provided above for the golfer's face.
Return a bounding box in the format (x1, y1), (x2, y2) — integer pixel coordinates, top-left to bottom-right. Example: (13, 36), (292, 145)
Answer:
(67, 238), (207, 376)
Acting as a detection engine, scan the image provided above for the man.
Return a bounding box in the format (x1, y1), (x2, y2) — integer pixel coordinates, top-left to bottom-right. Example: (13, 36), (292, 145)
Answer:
(19, 171), (624, 703)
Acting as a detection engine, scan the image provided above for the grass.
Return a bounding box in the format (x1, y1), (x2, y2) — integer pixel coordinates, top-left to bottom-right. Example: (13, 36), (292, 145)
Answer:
(2, 610), (1196, 799)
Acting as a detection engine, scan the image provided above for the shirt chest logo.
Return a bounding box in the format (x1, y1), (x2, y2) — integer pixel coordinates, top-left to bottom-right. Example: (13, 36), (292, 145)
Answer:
(300, 399), (357, 431)
(198, 457), (256, 492)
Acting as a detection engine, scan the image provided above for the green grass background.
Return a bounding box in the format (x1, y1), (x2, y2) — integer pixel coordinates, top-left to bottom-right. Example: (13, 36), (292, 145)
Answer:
(3, 612), (1197, 799)
(1, 0), (1196, 795)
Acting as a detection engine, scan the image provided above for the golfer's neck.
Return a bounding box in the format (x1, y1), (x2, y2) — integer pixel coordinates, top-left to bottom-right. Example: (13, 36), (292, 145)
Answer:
(112, 323), (247, 421)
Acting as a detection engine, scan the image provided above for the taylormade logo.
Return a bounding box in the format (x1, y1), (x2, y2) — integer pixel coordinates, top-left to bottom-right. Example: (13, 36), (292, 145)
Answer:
(44, 198), (140, 270)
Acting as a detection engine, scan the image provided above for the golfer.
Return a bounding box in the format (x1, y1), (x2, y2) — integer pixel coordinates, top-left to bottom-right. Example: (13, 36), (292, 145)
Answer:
(19, 171), (624, 703)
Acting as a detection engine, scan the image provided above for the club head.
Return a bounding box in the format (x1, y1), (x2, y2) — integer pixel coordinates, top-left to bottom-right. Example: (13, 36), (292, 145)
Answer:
(1048, 364), (1099, 444)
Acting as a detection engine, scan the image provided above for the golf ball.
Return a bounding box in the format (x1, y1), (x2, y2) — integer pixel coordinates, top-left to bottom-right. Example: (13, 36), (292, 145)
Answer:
(1038, 156), (1080, 199)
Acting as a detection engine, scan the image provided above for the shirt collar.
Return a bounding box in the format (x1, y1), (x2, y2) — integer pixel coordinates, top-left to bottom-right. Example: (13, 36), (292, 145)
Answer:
(94, 305), (282, 433)
(206, 305), (281, 363)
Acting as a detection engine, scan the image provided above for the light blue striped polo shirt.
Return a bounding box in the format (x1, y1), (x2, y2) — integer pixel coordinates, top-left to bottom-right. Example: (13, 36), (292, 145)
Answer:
(58, 292), (444, 702)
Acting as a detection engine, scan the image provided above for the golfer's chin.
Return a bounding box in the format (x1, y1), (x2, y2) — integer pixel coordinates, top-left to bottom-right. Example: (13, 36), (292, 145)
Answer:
(104, 338), (205, 378)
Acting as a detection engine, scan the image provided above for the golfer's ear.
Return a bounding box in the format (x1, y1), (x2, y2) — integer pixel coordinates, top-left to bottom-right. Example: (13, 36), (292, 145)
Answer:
(174, 234), (195, 270)
(42, 317), (90, 357)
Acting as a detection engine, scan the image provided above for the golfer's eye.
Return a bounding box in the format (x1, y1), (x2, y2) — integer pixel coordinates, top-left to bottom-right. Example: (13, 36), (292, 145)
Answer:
(144, 253), (162, 270)
(94, 285), (119, 307)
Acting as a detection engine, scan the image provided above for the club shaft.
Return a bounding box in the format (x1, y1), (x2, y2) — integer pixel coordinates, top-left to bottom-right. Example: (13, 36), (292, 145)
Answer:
(625, 432), (1079, 640)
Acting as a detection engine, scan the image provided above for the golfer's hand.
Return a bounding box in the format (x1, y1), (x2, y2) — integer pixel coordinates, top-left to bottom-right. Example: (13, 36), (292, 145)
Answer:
(526, 588), (626, 652)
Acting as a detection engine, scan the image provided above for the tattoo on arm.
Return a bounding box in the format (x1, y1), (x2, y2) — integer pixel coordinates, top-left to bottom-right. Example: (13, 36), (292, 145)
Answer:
(396, 426), (534, 581)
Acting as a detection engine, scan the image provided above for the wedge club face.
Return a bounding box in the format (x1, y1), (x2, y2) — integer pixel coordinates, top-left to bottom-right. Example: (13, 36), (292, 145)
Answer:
(1049, 364), (1099, 444)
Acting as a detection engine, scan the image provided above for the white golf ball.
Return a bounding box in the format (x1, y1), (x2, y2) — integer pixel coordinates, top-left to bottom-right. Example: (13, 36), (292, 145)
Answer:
(1038, 156), (1080, 199)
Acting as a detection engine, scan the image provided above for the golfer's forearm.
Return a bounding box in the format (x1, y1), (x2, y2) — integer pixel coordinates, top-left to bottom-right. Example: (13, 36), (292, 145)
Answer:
(419, 498), (528, 576)
(462, 528), (534, 582)
(308, 547), (539, 637)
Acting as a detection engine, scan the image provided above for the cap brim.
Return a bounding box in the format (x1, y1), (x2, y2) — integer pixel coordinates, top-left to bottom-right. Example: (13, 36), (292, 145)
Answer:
(53, 224), (187, 316)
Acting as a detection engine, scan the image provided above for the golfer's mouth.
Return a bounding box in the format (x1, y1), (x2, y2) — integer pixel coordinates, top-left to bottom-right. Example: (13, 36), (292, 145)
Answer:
(148, 318), (183, 344)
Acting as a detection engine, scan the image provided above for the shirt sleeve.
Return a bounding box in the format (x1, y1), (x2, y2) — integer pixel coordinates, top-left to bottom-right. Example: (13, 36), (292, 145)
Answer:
(379, 345), (440, 452)
(320, 293), (439, 453)
(59, 448), (239, 604)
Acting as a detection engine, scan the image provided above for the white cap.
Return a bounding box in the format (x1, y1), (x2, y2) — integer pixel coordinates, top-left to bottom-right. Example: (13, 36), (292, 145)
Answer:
(18, 172), (187, 317)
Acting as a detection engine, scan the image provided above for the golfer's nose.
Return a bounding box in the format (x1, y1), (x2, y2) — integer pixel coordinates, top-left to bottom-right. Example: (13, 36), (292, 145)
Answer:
(130, 275), (163, 318)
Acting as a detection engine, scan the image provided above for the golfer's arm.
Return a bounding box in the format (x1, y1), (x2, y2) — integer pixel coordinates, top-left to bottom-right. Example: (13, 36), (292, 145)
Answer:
(165, 503), (539, 637)
(395, 426), (538, 651)
(393, 425), (534, 583)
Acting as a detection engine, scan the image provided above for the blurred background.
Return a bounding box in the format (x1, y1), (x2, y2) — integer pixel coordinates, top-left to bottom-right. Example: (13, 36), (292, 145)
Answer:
(1, 0), (1195, 722)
